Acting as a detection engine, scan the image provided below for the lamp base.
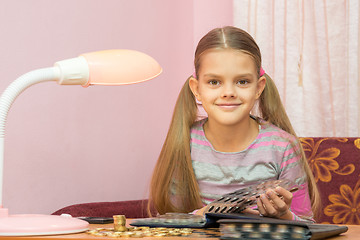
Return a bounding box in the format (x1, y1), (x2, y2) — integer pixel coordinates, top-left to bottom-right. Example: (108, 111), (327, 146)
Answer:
(0, 213), (89, 236)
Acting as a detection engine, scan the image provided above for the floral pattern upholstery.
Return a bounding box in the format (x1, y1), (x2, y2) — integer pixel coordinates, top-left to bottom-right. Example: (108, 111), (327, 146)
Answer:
(300, 137), (360, 224)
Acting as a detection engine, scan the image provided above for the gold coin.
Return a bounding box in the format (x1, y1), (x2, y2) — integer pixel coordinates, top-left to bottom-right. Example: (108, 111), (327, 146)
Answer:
(241, 224), (253, 232)
(259, 223), (271, 232)
(277, 224), (288, 233)
(131, 232), (144, 238)
(249, 232), (262, 238)
(93, 232), (106, 236)
(95, 227), (107, 231)
(180, 228), (193, 233)
(122, 231), (135, 237)
(142, 231), (154, 237)
(106, 232), (119, 238)
(154, 227), (167, 231)
(111, 232), (122, 235)
(101, 231), (114, 236)
(153, 233), (167, 237)
(293, 226), (306, 234)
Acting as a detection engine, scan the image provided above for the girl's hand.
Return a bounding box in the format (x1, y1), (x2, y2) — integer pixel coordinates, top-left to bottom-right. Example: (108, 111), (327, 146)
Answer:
(256, 186), (293, 220)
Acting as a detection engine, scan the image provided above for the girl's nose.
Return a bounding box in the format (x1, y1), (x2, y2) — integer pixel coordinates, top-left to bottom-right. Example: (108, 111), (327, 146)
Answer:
(221, 83), (237, 98)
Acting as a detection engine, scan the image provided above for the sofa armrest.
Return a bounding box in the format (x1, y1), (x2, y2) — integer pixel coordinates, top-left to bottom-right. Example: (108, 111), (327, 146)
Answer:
(51, 199), (156, 218)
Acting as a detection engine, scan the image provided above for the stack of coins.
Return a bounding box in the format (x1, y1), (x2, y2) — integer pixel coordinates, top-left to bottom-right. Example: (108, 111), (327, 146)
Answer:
(113, 215), (127, 232)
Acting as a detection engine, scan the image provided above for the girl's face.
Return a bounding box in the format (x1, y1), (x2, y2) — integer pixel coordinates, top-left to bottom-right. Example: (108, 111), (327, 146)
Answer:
(189, 48), (266, 127)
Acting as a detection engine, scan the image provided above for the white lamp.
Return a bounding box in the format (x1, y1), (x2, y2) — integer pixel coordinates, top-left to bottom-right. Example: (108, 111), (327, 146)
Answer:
(0, 49), (162, 236)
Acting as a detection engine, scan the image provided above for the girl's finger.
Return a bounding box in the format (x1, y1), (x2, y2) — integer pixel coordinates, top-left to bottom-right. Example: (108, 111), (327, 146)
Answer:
(259, 193), (278, 217)
(274, 186), (293, 206)
(265, 189), (288, 213)
(242, 207), (260, 215)
(256, 197), (267, 216)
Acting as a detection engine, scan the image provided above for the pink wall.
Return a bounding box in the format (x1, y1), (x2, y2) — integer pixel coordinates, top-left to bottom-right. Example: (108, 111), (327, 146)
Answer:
(0, 0), (232, 214)
(193, 0), (234, 50)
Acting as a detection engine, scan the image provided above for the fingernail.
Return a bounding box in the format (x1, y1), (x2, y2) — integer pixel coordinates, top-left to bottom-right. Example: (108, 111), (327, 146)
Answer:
(266, 190), (274, 197)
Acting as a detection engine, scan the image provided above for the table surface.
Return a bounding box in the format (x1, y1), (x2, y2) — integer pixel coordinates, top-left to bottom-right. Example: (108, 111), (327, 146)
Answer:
(1, 220), (359, 240)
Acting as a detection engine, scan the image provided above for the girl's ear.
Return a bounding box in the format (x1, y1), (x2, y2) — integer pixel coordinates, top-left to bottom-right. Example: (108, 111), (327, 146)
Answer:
(189, 77), (201, 101)
(256, 76), (266, 99)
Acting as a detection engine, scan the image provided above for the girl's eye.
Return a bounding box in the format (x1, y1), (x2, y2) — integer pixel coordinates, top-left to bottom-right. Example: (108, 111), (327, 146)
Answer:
(237, 80), (248, 85)
(208, 80), (220, 85)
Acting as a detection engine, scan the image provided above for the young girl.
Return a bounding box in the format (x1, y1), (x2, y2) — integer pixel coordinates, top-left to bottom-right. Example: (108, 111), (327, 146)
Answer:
(149, 26), (320, 221)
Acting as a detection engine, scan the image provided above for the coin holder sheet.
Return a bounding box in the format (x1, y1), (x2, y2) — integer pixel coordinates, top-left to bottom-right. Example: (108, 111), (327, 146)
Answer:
(203, 179), (300, 214)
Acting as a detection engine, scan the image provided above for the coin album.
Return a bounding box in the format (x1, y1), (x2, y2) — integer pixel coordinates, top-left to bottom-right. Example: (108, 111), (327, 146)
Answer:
(131, 178), (348, 239)
(132, 213), (348, 239)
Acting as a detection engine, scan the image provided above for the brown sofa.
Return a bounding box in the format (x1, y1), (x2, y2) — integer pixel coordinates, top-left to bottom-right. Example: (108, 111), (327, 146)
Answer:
(52, 137), (360, 224)
(301, 137), (360, 224)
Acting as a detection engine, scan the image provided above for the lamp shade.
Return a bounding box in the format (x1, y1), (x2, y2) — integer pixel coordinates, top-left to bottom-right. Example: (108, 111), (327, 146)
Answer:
(81, 49), (162, 87)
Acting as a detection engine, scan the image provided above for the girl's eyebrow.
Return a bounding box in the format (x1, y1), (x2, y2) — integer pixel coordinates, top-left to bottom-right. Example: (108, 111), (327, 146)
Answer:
(203, 73), (221, 78)
(203, 73), (254, 78)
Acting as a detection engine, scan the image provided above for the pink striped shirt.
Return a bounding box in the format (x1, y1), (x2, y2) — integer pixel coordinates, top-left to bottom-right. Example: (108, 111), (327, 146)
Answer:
(190, 118), (313, 221)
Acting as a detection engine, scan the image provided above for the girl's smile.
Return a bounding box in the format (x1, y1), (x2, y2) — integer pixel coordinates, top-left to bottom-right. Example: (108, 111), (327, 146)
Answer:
(216, 102), (242, 111)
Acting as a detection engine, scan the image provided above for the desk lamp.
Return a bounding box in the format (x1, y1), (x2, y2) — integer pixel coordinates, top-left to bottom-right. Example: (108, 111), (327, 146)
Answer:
(0, 49), (162, 236)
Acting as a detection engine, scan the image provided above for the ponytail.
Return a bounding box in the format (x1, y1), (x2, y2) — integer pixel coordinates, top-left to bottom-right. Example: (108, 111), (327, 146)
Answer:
(258, 74), (321, 218)
(148, 77), (202, 215)
(258, 73), (295, 134)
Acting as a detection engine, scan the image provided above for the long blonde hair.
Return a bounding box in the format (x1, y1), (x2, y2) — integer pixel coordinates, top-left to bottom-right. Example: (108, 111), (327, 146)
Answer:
(149, 26), (320, 217)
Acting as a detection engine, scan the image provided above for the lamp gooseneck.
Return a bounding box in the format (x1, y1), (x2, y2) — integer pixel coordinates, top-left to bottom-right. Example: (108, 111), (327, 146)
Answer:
(0, 67), (60, 210)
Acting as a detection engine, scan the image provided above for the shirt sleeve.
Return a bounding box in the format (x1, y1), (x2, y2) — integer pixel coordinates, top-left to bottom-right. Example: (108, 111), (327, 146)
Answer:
(279, 138), (314, 221)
